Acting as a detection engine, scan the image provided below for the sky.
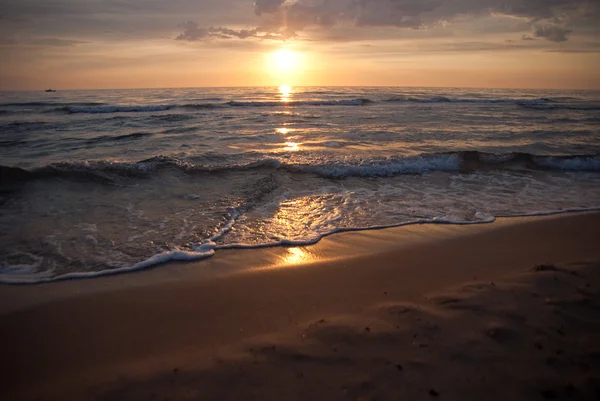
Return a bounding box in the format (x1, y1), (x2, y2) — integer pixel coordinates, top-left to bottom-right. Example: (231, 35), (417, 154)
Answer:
(1, 0), (599, 90)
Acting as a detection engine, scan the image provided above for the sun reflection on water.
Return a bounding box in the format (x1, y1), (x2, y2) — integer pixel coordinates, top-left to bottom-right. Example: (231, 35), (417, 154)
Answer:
(281, 247), (312, 265)
(284, 141), (300, 151)
(279, 85), (292, 102)
(275, 126), (301, 152)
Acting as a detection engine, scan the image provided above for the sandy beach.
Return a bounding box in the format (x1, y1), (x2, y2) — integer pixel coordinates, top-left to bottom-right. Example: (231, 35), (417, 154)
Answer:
(2, 212), (600, 401)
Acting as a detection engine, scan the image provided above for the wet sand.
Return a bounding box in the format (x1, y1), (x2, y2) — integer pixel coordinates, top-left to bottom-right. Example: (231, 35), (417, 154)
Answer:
(1, 212), (599, 400)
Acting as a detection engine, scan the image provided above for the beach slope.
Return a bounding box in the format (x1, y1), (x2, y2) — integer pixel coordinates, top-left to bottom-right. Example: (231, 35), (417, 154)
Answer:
(1, 212), (600, 400)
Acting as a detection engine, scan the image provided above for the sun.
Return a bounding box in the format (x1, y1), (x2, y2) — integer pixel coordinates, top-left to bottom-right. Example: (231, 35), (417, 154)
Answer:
(272, 49), (299, 72)
(265, 48), (304, 86)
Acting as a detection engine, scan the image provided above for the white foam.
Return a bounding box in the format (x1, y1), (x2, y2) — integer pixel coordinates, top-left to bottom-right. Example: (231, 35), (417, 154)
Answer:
(478, 153), (517, 164)
(215, 213), (497, 251)
(68, 105), (173, 114)
(495, 206), (600, 218)
(0, 247), (215, 285)
(535, 155), (600, 171)
(5, 207), (600, 285)
(0, 206), (239, 284)
(288, 154), (461, 177)
(227, 99), (368, 107)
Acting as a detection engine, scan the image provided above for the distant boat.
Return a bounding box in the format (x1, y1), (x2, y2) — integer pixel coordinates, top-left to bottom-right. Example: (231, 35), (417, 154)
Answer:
(45, 89), (56, 92)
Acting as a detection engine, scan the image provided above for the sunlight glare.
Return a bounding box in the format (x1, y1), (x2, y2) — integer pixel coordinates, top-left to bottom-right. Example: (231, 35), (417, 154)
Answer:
(272, 50), (298, 71)
(279, 85), (292, 102)
(282, 247), (311, 265)
(265, 48), (304, 86)
(284, 141), (301, 151)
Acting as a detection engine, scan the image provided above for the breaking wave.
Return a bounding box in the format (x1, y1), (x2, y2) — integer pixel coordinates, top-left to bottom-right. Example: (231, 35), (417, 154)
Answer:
(2, 151), (598, 186)
(3, 95), (596, 114)
(64, 104), (173, 114)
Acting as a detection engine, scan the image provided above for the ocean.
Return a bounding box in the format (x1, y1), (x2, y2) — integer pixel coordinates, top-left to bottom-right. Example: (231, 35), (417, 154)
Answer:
(1, 86), (599, 283)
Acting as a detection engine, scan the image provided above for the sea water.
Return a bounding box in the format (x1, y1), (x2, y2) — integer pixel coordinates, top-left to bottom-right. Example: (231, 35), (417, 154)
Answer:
(1, 86), (599, 283)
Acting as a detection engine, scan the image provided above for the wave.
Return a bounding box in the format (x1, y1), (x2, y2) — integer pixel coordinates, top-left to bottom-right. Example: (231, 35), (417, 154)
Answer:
(0, 245), (216, 285)
(0, 139), (29, 148)
(49, 99), (373, 114)
(461, 151), (600, 172)
(227, 99), (373, 107)
(0, 121), (51, 132)
(2, 152), (599, 186)
(283, 152), (600, 177)
(84, 132), (153, 145)
(4, 95), (590, 114)
(4, 207), (600, 285)
(515, 102), (600, 111)
(180, 103), (226, 110)
(287, 154), (461, 177)
(64, 104), (174, 114)
(383, 96), (589, 108)
(384, 96), (537, 104)
(1, 101), (106, 107)
(535, 155), (600, 171)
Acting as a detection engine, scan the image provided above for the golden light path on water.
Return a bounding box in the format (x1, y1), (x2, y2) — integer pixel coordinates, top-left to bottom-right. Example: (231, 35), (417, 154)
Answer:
(275, 98), (302, 151)
(281, 247), (313, 265)
(279, 85), (291, 102)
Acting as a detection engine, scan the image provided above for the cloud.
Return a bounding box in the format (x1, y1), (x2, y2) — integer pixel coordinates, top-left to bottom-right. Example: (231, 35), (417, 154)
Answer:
(521, 34), (535, 41)
(210, 27), (259, 39)
(175, 22), (285, 41)
(352, 0), (433, 28)
(255, 0), (286, 16)
(31, 38), (88, 46)
(546, 49), (600, 54)
(0, 35), (88, 47)
(175, 0), (598, 44)
(533, 24), (571, 42)
(3, 0), (598, 48)
(546, 49), (599, 53)
(0, 37), (18, 45)
(176, 22), (210, 41)
(0, 0), (251, 42)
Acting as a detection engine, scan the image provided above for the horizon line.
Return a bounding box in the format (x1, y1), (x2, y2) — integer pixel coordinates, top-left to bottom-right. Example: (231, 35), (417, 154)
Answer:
(2, 84), (599, 92)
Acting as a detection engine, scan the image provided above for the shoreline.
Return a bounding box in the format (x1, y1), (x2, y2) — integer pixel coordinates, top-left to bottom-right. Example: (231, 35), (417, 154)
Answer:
(1, 211), (599, 315)
(1, 212), (600, 400)
(2, 207), (599, 286)
(0, 210), (597, 312)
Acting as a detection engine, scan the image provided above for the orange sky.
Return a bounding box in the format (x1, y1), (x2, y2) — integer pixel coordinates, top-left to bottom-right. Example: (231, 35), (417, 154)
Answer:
(1, 0), (599, 90)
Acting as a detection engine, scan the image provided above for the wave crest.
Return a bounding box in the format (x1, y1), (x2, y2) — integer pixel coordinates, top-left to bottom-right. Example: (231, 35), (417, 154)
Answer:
(3, 95), (591, 114)
(2, 151), (598, 186)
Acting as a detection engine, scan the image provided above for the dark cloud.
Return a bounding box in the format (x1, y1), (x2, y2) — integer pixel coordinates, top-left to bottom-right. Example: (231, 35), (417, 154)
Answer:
(31, 38), (88, 46)
(533, 24), (571, 42)
(0, 35), (88, 47)
(254, 0), (285, 16)
(2, 0), (598, 49)
(175, 0), (599, 44)
(211, 27), (259, 39)
(0, 0), (251, 41)
(176, 21), (210, 41)
(175, 22), (284, 41)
